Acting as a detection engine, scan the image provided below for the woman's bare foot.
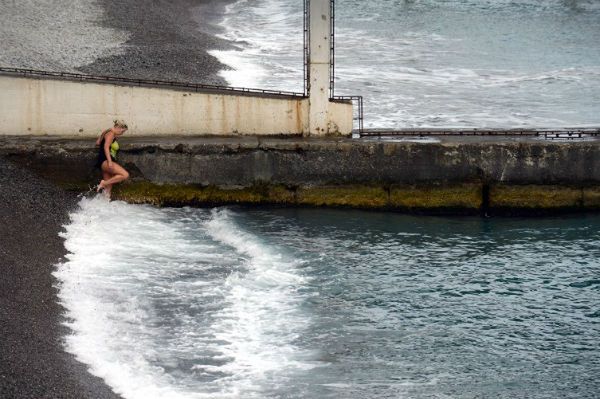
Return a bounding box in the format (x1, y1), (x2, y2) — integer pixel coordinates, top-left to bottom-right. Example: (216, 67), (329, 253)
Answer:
(96, 180), (106, 192)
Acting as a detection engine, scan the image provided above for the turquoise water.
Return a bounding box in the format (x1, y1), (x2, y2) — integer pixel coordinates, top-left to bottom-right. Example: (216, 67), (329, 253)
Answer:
(211, 0), (600, 129)
(252, 208), (600, 398)
(52, 2), (600, 397)
(57, 199), (600, 398)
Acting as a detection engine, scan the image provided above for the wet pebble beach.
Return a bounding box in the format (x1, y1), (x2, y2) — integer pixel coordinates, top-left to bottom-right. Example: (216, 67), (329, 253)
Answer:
(0, 157), (123, 399)
(0, 0), (231, 397)
(1, 0), (600, 398)
(0, 0), (230, 84)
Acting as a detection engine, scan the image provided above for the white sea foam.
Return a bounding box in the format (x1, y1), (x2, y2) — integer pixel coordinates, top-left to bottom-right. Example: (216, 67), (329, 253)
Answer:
(54, 197), (314, 398)
(200, 209), (318, 394)
(208, 0), (304, 92)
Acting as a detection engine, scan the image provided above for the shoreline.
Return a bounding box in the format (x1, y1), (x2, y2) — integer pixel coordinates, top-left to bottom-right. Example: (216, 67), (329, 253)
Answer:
(1, 132), (599, 396)
(79, 0), (234, 85)
(0, 2), (234, 398)
(0, 0), (128, 73)
(0, 157), (123, 399)
(0, 0), (234, 86)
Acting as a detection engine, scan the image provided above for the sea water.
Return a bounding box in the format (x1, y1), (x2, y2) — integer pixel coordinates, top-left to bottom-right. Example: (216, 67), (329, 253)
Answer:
(208, 0), (600, 129)
(55, 197), (600, 398)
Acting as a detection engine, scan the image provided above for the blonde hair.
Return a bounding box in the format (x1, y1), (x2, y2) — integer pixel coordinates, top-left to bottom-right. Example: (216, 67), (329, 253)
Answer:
(113, 119), (128, 129)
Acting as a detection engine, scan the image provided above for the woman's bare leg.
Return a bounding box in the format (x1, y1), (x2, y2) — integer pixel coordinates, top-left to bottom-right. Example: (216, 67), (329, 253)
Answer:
(104, 184), (113, 198)
(101, 171), (113, 198)
(99, 161), (129, 192)
(97, 170), (111, 191)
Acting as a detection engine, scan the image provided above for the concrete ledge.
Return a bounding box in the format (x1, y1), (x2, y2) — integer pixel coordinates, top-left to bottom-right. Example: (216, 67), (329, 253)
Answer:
(111, 181), (600, 214)
(390, 184), (482, 210)
(2, 135), (600, 214)
(111, 181), (484, 212)
(490, 185), (583, 209)
(583, 187), (600, 209)
(297, 186), (388, 208)
(112, 182), (295, 207)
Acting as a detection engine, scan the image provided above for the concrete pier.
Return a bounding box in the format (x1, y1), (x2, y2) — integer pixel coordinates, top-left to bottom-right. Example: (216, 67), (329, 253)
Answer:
(0, 0), (355, 137)
(0, 72), (354, 137)
(2, 135), (599, 214)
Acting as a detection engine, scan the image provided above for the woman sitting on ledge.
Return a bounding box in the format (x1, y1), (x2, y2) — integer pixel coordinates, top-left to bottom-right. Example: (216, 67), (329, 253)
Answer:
(96, 119), (129, 198)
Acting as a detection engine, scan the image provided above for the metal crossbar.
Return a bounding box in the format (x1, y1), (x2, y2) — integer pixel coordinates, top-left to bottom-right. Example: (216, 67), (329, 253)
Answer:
(0, 67), (306, 98)
(333, 95), (364, 133)
(326, 0), (364, 133)
(330, 0), (336, 99)
(360, 128), (600, 139)
(304, 0), (310, 97)
(6, 7), (595, 138)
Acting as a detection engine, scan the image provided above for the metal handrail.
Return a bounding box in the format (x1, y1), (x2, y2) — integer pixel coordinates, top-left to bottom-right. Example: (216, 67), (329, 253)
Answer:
(304, 0), (310, 97)
(327, 0), (364, 133)
(333, 95), (364, 133)
(3, 2), (372, 133)
(0, 66), (306, 98)
(360, 128), (600, 139)
(330, 0), (336, 99)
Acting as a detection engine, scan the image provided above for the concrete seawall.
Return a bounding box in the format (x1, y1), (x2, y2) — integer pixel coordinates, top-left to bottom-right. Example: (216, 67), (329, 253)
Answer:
(0, 73), (353, 136)
(2, 136), (600, 214)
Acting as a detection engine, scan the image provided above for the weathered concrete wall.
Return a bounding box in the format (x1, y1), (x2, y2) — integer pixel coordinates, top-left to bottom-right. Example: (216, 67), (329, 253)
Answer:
(308, 0), (332, 135)
(0, 75), (353, 136)
(2, 136), (599, 214)
(327, 100), (354, 135)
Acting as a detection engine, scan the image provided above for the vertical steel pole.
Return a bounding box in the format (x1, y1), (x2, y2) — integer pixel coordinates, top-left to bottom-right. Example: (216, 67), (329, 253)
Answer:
(303, 0), (310, 97)
(330, 0), (335, 99)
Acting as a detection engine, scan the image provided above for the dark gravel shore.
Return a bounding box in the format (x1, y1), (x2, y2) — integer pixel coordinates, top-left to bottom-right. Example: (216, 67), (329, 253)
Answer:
(0, 2), (232, 397)
(79, 0), (233, 85)
(0, 157), (123, 399)
(0, 0), (232, 85)
(0, 0), (235, 396)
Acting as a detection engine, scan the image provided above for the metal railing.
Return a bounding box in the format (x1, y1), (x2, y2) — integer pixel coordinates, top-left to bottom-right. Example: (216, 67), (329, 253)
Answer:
(8, 6), (595, 138)
(360, 128), (600, 139)
(327, 0), (365, 133)
(303, 0), (310, 97)
(333, 95), (364, 133)
(330, 0), (336, 99)
(0, 66), (306, 98)
(3, 1), (373, 133)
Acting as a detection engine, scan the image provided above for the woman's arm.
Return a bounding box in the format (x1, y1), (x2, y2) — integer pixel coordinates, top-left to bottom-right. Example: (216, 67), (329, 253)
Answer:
(103, 132), (114, 168)
(95, 128), (111, 146)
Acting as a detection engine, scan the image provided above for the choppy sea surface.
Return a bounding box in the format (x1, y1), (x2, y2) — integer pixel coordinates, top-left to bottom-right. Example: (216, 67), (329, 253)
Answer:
(55, 197), (600, 398)
(209, 0), (600, 129)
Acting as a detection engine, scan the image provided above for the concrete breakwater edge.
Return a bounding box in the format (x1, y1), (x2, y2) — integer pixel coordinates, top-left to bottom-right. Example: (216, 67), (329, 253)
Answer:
(3, 135), (600, 215)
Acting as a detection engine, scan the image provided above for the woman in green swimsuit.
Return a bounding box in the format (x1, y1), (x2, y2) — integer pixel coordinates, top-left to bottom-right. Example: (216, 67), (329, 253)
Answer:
(96, 120), (130, 198)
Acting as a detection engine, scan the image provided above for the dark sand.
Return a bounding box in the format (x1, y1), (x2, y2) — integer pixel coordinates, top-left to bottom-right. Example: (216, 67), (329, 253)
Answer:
(0, 158), (123, 399)
(79, 0), (233, 85)
(0, 1), (232, 398)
